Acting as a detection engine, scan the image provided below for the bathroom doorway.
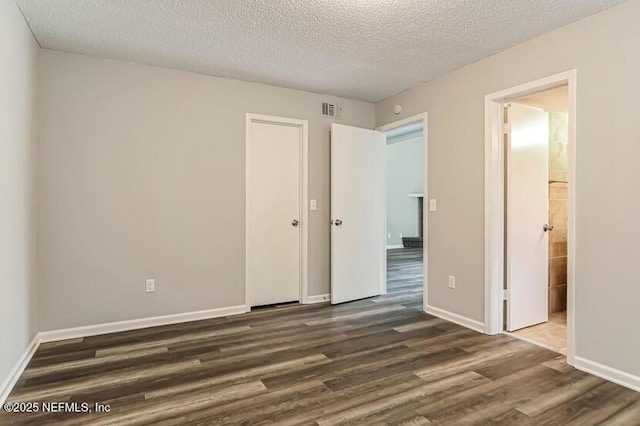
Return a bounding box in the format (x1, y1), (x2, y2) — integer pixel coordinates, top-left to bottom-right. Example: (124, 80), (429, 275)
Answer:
(505, 85), (570, 353)
(484, 70), (576, 362)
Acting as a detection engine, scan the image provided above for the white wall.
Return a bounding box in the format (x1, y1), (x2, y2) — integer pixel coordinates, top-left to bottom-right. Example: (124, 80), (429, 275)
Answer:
(0, 0), (39, 386)
(37, 50), (374, 331)
(376, 0), (640, 377)
(387, 136), (423, 246)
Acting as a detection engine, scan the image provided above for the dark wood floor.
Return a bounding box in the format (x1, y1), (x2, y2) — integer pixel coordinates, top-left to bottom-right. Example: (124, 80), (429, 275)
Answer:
(3, 248), (639, 425)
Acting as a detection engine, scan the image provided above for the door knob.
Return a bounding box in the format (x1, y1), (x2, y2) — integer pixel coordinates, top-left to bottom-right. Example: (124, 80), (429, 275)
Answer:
(292, 219), (299, 227)
(334, 219), (343, 226)
(543, 224), (554, 232)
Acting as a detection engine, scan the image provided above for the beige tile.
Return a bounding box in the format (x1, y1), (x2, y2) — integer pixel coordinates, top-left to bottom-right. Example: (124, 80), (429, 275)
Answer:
(548, 328), (567, 339)
(549, 227), (568, 243)
(550, 311), (567, 323)
(549, 199), (568, 228)
(550, 240), (567, 258)
(513, 314), (567, 352)
(549, 169), (568, 182)
(549, 183), (568, 200)
(550, 285), (567, 313)
(549, 113), (569, 172)
(549, 258), (567, 287)
(516, 328), (539, 338)
(549, 228), (568, 257)
(550, 149), (568, 172)
(550, 113), (569, 144)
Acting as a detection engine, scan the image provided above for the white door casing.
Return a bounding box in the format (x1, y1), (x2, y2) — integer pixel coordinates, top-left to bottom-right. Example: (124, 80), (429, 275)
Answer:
(485, 70), (576, 363)
(331, 123), (386, 305)
(246, 115), (307, 307)
(506, 103), (549, 331)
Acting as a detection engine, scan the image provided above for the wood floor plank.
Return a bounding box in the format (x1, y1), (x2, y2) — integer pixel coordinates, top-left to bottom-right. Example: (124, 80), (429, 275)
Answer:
(94, 381), (267, 426)
(145, 354), (329, 399)
(516, 373), (605, 417)
(93, 325), (250, 357)
(529, 381), (640, 425)
(414, 339), (530, 383)
(268, 373), (431, 425)
(415, 363), (556, 418)
(393, 317), (446, 332)
(170, 380), (333, 426)
(359, 375), (492, 425)
(473, 345), (560, 380)
(27, 348), (97, 368)
(322, 347), (467, 391)
(315, 371), (485, 425)
(10, 359), (203, 403)
(21, 347), (170, 380)
(600, 399), (640, 426)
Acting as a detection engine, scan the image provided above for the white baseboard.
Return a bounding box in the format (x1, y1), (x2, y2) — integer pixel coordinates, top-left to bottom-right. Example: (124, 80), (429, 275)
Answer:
(574, 356), (640, 393)
(425, 304), (485, 334)
(0, 334), (41, 404)
(304, 294), (331, 304)
(386, 244), (404, 249)
(39, 305), (247, 343)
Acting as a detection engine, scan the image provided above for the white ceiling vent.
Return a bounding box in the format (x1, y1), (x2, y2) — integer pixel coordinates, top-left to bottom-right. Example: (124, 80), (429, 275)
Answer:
(322, 102), (342, 118)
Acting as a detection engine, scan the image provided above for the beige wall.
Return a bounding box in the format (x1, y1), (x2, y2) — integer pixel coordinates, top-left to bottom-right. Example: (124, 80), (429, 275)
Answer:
(37, 50), (374, 330)
(376, 0), (640, 376)
(548, 112), (569, 313)
(0, 0), (39, 384)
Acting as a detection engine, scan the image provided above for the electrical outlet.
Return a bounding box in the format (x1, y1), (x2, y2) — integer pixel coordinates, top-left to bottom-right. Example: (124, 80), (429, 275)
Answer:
(310, 199), (317, 211)
(146, 279), (155, 293)
(399, 233), (403, 239)
(429, 199), (437, 212)
(388, 233), (391, 239)
(448, 275), (456, 289)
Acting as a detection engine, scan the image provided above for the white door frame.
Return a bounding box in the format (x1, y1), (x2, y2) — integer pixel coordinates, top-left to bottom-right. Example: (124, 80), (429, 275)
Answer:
(245, 113), (309, 310)
(376, 112), (429, 312)
(484, 70), (577, 364)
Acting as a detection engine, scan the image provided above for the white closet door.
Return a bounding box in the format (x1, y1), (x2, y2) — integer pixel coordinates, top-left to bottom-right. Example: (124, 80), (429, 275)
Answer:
(247, 121), (300, 306)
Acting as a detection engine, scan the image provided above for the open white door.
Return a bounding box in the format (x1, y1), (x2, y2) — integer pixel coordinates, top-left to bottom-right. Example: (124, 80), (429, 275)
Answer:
(506, 103), (550, 331)
(331, 124), (386, 305)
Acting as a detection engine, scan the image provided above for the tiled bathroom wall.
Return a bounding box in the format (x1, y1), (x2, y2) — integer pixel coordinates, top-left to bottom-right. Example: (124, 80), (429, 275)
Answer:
(549, 112), (569, 313)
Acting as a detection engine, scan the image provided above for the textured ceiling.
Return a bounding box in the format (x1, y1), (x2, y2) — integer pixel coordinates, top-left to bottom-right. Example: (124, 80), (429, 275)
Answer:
(16, 0), (626, 102)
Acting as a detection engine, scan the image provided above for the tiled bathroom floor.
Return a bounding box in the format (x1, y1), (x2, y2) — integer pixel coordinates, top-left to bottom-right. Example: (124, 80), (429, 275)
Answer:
(512, 311), (567, 353)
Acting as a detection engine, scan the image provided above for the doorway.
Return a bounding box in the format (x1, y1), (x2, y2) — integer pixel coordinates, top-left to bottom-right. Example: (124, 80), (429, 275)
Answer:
(329, 113), (428, 310)
(383, 120), (425, 310)
(506, 86), (570, 353)
(484, 70), (576, 362)
(378, 113), (428, 311)
(245, 114), (308, 309)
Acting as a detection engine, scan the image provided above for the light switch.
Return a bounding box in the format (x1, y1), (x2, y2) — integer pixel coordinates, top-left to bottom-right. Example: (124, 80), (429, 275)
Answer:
(429, 199), (437, 212)
(448, 275), (456, 289)
(310, 199), (317, 211)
